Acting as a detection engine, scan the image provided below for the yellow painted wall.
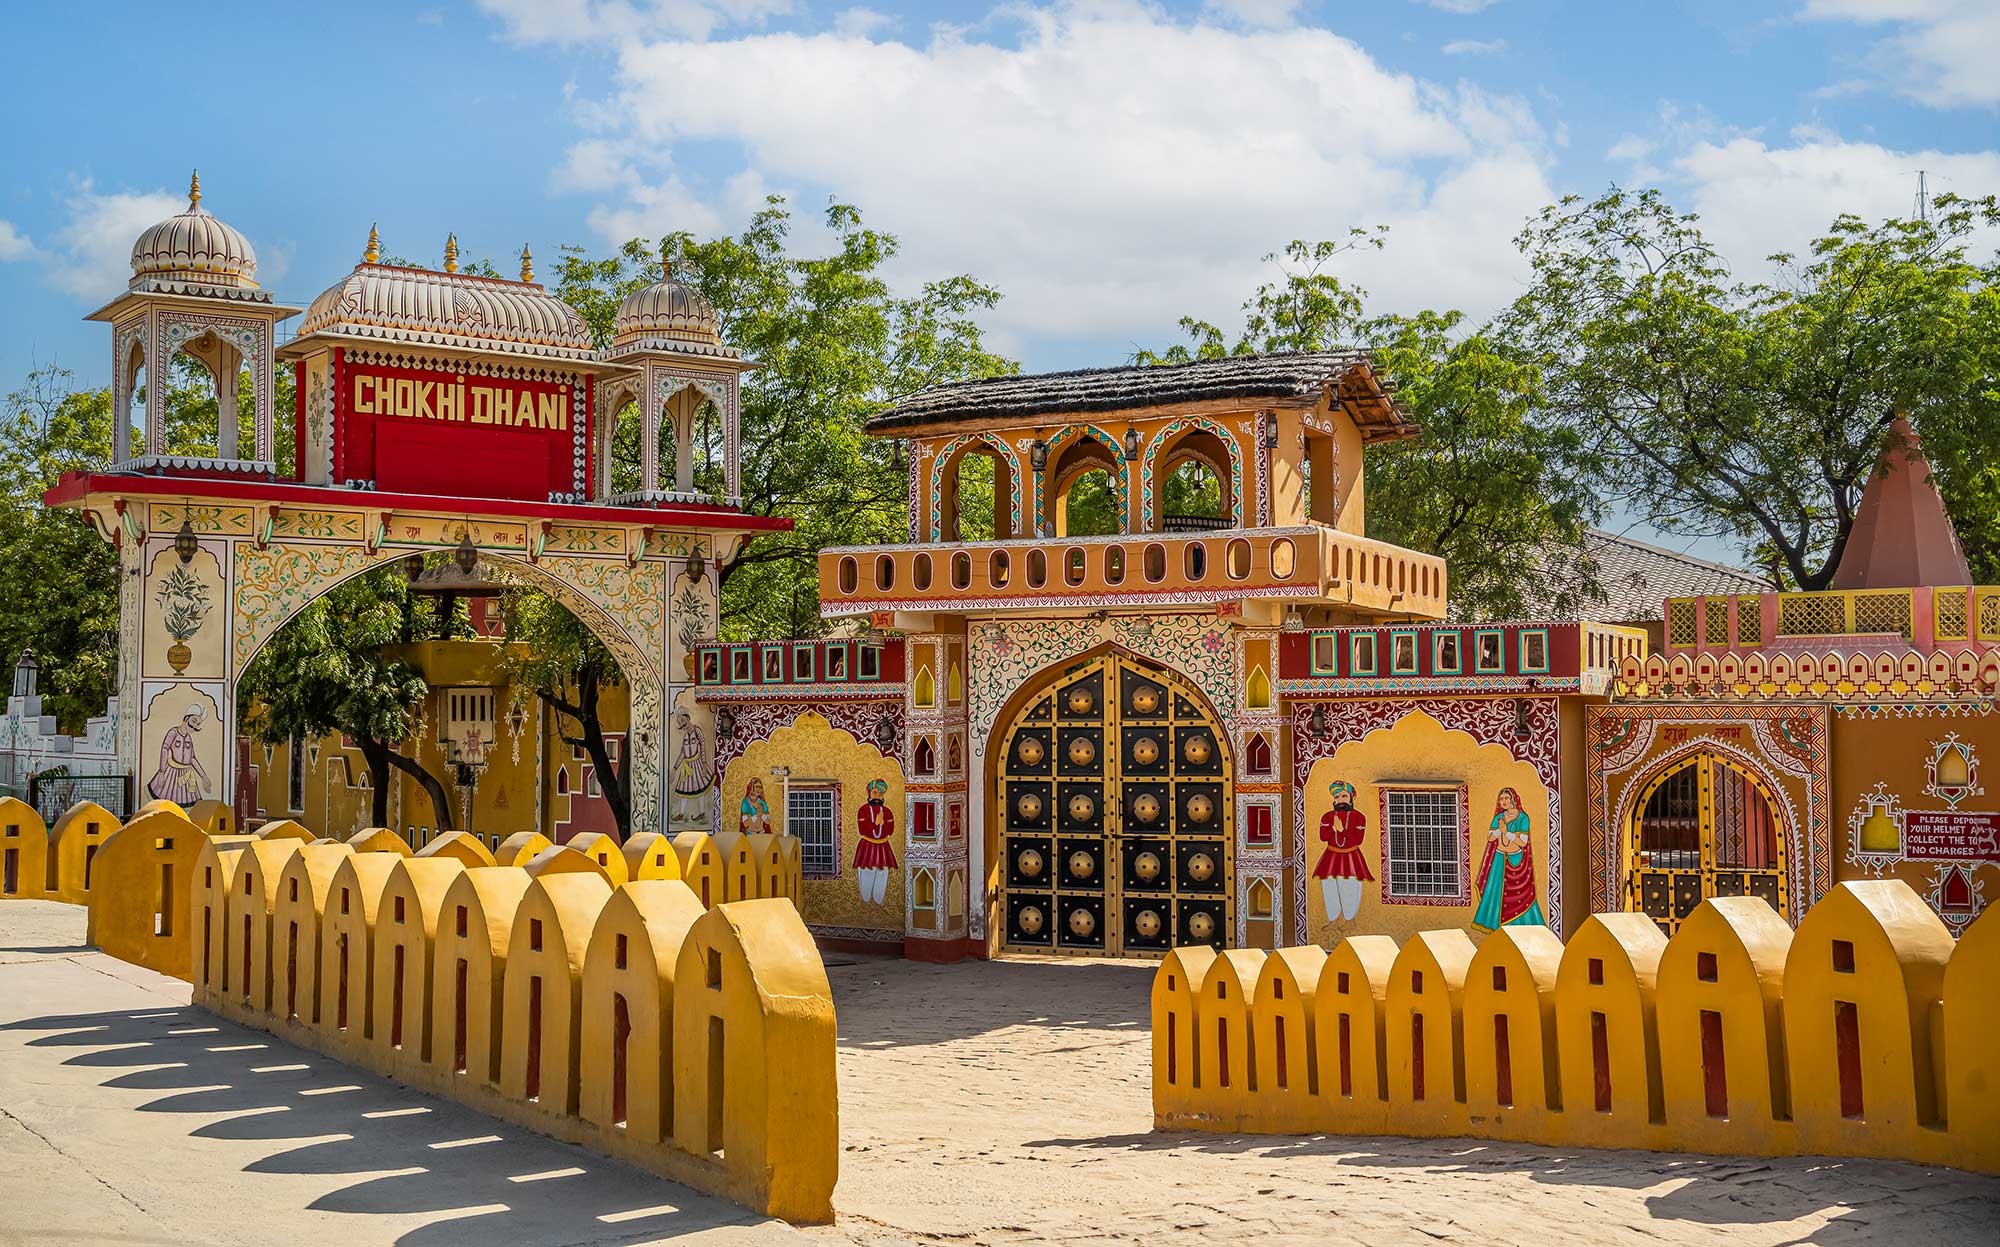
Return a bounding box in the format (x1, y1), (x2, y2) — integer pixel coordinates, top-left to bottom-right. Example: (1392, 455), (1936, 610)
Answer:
(1831, 711), (2000, 922)
(274, 843), (353, 1027)
(0, 797), (49, 900)
(49, 799), (118, 904)
(433, 866), (533, 1090)
(1304, 709), (1551, 945)
(85, 809), (205, 981)
(579, 880), (706, 1143)
(719, 711), (905, 932)
(1152, 879), (1993, 1176)
(373, 856), (468, 1081)
(501, 873), (613, 1118)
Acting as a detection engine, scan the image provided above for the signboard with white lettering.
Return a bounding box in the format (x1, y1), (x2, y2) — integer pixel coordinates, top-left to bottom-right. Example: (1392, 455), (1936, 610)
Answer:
(1903, 809), (2000, 864)
(335, 357), (588, 502)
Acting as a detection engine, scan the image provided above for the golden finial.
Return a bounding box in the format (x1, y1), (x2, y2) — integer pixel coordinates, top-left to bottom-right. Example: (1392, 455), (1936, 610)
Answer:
(661, 238), (672, 281)
(188, 169), (202, 211)
(363, 223), (380, 265)
(443, 233), (460, 274)
(519, 243), (534, 283)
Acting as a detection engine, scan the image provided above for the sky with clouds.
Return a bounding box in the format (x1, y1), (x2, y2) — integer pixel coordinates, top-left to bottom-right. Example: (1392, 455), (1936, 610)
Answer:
(2, 0), (1995, 399)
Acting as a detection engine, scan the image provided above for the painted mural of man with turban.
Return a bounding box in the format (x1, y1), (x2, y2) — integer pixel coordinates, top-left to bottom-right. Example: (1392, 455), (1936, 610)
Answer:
(853, 776), (896, 905)
(147, 703), (210, 806)
(1313, 779), (1371, 922)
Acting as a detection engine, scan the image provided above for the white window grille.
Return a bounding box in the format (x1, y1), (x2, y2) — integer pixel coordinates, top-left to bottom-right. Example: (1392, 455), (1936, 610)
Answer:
(788, 785), (838, 877)
(1382, 787), (1463, 900)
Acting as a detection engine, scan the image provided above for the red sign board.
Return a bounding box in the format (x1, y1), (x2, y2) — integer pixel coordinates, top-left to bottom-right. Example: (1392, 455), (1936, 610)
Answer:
(1904, 810), (2000, 864)
(335, 357), (589, 502)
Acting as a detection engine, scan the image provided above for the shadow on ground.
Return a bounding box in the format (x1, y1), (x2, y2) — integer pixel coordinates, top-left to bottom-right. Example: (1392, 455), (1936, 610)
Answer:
(2, 1004), (781, 1247)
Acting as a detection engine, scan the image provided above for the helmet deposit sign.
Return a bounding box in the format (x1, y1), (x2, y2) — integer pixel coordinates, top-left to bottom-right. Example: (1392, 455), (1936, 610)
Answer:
(335, 357), (588, 502)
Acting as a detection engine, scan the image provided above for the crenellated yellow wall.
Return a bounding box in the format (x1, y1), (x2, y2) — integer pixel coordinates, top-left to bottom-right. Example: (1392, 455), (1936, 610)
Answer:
(85, 813), (832, 1223)
(1153, 878), (1998, 1176)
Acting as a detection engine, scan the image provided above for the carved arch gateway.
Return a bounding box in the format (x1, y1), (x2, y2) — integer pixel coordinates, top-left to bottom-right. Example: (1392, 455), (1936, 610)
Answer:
(231, 541), (670, 833)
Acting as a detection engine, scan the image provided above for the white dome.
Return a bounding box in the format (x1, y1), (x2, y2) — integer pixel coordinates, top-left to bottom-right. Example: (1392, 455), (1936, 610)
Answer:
(297, 262), (597, 362)
(129, 172), (258, 291)
(611, 254), (722, 349)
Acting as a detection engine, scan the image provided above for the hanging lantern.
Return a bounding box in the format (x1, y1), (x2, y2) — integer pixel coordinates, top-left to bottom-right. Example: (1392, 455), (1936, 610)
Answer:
(686, 548), (705, 584)
(874, 713), (898, 754)
(174, 516), (200, 565)
(1123, 425), (1141, 461)
(455, 531), (478, 575)
(1030, 440), (1049, 472)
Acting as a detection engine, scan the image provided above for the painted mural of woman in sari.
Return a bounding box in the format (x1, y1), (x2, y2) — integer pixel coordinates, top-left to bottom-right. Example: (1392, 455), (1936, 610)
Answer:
(1473, 786), (1545, 930)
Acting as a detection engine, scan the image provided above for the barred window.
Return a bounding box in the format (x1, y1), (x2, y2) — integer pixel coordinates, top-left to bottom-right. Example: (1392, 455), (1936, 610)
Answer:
(788, 785), (839, 877)
(1383, 787), (1464, 900)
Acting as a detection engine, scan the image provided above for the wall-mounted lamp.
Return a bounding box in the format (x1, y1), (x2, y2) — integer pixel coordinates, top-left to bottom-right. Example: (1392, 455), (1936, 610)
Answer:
(1513, 697), (1532, 740)
(1030, 440), (1048, 472)
(1122, 425), (1141, 461)
(874, 713), (899, 754)
(173, 516), (200, 565)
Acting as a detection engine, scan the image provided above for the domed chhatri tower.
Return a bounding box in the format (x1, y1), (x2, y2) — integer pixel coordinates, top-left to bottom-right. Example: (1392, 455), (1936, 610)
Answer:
(84, 172), (301, 471)
(595, 243), (758, 506)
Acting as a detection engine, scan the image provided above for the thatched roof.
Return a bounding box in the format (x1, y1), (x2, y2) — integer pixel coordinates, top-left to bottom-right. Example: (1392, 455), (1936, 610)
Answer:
(867, 350), (1416, 441)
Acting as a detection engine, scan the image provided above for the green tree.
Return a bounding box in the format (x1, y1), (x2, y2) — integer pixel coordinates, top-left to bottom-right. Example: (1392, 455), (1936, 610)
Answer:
(497, 585), (631, 837)
(236, 568), (456, 830)
(554, 198), (1017, 637)
(0, 367), (121, 729)
(1143, 237), (1599, 619)
(1508, 187), (2000, 588)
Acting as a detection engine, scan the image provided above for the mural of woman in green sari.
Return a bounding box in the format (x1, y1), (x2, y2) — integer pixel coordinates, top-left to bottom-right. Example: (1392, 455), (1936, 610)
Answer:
(1473, 786), (1546, 930)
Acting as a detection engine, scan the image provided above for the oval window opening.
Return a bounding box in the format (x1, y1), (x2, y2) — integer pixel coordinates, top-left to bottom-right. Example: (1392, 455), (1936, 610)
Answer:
(1105, 546), (1126, 585)
(991, 550), (1012, 588)
(1185, 542), (1207, 582)
(1143, 543), (1167, 583)
(1226, 538), (1251, 580)
(913, 552), (933, 591)
(1271, 538), (1296, 580)
(1028, 548), (1048, 588)
(875, 554), (896, 591)
(837, 556), (859, 595)
(1064, 547), (1087, 586)
(951, 551), (972, 590)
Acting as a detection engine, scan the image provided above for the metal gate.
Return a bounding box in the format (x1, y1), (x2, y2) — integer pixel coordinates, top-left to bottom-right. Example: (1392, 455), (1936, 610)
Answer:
(997, 654), (1232, 955)
(1628, 751), (1786, 933)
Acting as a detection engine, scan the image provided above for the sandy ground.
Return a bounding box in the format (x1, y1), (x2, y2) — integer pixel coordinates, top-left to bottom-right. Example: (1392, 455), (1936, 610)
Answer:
(2, 901), (1995, 1246)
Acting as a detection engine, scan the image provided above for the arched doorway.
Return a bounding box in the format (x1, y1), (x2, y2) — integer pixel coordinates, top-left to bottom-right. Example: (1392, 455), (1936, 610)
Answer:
(1626, 750), (1787, 933)
(994, 652), (1232, 955)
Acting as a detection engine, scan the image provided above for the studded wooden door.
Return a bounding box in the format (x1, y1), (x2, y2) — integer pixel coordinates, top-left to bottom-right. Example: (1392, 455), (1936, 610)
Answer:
(997, 654), (1232, 956)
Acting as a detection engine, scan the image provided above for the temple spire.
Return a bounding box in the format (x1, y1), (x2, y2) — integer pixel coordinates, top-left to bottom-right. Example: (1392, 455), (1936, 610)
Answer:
(187, 169), (202, 211)
(1830, 414), (1972, 590)
(443, 233), (459, 274)
(520, 243), (534, 283)
(363, 223), (380, 265)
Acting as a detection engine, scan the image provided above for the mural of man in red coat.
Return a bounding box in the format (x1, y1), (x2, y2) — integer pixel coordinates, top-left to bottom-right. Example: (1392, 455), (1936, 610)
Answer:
(1314, 779), (1372, 922)
(854, 776), (897, 905)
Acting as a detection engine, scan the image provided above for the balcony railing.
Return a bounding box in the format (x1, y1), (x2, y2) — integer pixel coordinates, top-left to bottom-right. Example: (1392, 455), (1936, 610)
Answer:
(1664, 587), (2000, 654)
(819, 526), (1447, 619)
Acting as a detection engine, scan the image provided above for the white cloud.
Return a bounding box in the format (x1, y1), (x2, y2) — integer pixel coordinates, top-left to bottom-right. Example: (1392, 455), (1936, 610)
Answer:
(1673, 135), (2000, 273)
(46, 185), (184, 300)
(1800, 0), (2000, 107)
(550, 3), (1558, 355)
(1201, 0), (1304, 27)
(832, 6), (893, 38)
(0, 220), (34, 262)
(478, 0), (793, 45)
(1441, 38), (1506, 54)
(1416, 0), (1503, 13)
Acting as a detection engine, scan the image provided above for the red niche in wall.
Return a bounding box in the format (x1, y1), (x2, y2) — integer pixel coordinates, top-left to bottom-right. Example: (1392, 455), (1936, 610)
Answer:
(336, 357), (589, 502)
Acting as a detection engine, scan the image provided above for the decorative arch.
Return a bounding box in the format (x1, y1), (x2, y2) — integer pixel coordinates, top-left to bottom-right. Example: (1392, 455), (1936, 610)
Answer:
(1140, 415), (1245, 530)
(928, 431), (1023, 542)
(231, 541), (669, 833)
(1035, 424), (1129, 536)
(1615, 735), (1800, 925)
(593, 377), (643, 498)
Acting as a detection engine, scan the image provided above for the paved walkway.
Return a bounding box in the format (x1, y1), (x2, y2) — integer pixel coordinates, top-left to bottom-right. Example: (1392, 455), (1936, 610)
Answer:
(3, 902), (1996, 1246)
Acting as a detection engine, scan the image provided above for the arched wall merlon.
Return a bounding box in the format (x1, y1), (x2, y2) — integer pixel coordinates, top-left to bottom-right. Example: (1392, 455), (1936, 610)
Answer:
(1151, 880), (1996, 1177)
(85, 809), (205, 982)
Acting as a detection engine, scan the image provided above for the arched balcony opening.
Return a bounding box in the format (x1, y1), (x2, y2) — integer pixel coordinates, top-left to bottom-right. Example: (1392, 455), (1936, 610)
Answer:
(1154, 428), (1234, 533)
(598, 386), (644, 498)
(1049, 436), (1124, 537)
(937, 440), (1016, 542)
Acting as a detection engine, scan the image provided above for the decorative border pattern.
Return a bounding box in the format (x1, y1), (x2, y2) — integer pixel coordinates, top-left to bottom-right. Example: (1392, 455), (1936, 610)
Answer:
(1290, 696), (1563, 940)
